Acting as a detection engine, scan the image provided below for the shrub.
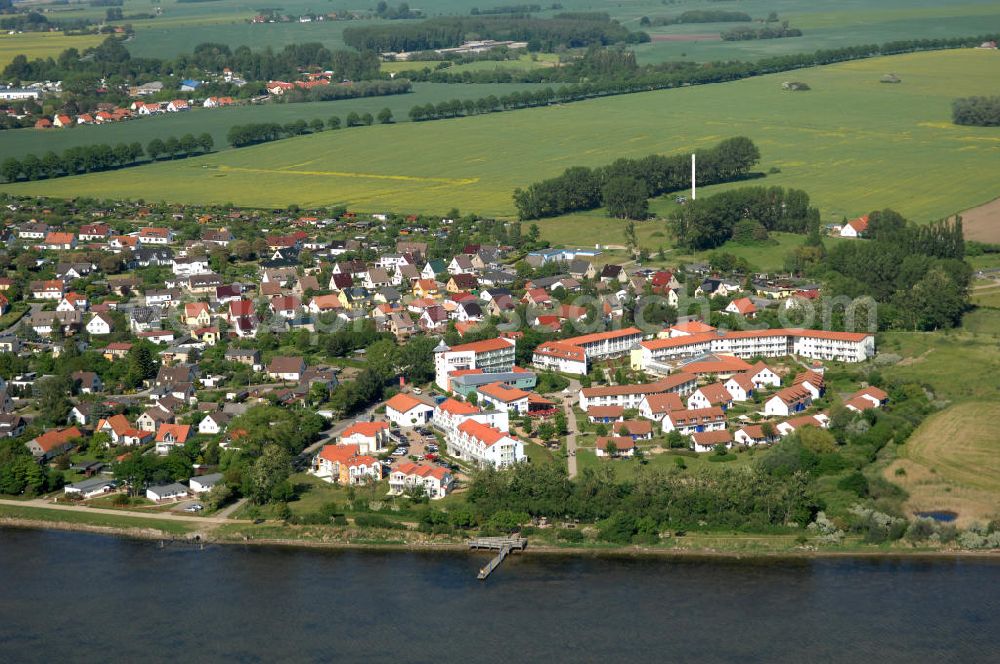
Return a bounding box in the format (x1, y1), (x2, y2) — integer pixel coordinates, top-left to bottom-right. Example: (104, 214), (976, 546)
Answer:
(556, 528), (585, 543)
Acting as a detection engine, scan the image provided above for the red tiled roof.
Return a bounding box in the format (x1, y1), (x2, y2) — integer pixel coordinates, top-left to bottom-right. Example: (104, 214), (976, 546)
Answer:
(341, 421), (389, 438)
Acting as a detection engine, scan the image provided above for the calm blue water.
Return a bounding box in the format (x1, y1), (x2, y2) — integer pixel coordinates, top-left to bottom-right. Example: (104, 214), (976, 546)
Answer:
(1, 528), (998, 663)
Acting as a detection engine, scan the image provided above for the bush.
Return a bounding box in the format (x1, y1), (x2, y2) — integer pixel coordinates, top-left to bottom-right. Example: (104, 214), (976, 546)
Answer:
(838, 471), (869, 497)
(353, 513), (407, 530)
(556, 528), (585, 542)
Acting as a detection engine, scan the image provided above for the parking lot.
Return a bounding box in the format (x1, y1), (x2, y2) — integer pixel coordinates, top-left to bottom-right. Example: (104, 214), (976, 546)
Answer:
(383, 425), (459, 476)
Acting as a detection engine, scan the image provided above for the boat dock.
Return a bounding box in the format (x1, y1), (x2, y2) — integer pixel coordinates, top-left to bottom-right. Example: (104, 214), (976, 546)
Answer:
(468, 536), (527, 580)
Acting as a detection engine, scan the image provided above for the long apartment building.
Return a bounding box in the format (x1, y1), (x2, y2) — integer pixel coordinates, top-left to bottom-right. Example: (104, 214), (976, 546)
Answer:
(448, 419), (525, 469)
(579, 373), (697, 411)
(633, 328), (875, 373)
(434, 337), (517, 391)
(532, 327), (645, 375)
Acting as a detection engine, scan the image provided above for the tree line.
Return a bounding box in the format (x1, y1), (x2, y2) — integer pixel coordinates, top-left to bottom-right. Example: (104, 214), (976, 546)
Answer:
(512, 136), (760, 220)
(672, 185), (817, 251)
(722, 24), (802, 41)
(952, 96), (1000, 126)
(343, 13), (648, 53)
(0, 133), (213, 182)
(3, 38), (379, 88)
(226, 110), (394, 147)
(284, 78), (412, 103)
(641, 10), (751, 25)
(471, 4), (542, 15)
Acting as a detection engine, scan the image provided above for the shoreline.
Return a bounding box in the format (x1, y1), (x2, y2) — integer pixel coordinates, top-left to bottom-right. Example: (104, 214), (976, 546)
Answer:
(4, 516), (999, 562)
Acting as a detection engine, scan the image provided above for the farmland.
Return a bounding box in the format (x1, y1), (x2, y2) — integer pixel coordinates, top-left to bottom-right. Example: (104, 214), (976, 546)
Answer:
(5, 49), (998, 223)
(8, 0), (1000, 63)
(0, 32), (105, 71)
(0, 82), (549, 162)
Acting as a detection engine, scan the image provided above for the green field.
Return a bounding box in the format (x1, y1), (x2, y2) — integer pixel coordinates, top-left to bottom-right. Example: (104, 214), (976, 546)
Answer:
(883, 402), (1000, 527)
(0, 32), (106, 70)
(0, 82), (548, 162)
(119, 0), (1000, 62)
(633, 0), (1000, 63)
(6, 49), (997, 221)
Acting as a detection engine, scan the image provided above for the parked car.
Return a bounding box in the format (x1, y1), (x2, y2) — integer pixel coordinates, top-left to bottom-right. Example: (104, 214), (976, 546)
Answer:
(391, 447), (408, 457)
(183, 504), (204, 512)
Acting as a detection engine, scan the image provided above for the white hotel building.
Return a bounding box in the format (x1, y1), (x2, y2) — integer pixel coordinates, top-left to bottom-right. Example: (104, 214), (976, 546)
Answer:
(532, 327), (645, 375)
(633, 328), (875, 373)
(434, 337), (517, 391)
(448, 419), (525, 469)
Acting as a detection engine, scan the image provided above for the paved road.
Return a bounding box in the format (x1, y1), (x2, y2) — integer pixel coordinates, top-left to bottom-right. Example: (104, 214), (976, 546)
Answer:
(294, 403), (381, 469)
(562, 378), (582, 479)
(0, 497), (249, 525)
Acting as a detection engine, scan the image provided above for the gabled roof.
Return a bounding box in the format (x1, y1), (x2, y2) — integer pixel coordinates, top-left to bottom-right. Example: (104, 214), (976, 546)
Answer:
(32, 427), (82, 453)
(385, 393), (431, 414)
(341, 421), (389, 438)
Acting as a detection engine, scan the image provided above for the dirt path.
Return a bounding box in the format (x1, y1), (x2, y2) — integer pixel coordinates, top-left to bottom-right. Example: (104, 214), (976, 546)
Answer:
(0, 497), (248, 525)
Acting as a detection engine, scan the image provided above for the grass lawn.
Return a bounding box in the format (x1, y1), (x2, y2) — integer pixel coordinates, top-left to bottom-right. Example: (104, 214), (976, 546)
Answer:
(0, 503), (195, 535)
(5, 49), (998, 222)
(524, 442), (556, 465)
(879, 327), (1000, 403)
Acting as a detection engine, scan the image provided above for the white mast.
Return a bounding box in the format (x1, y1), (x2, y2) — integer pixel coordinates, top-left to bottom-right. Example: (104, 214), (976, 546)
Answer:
(691, 153), (696, 201)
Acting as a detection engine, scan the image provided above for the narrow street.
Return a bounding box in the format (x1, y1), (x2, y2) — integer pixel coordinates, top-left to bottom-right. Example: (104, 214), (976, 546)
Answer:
(0, 497), (248, 525)
(563, 378), (581, 479)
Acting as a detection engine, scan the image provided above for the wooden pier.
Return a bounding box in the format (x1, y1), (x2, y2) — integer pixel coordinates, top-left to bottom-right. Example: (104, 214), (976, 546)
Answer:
(468, 536), (527, 580)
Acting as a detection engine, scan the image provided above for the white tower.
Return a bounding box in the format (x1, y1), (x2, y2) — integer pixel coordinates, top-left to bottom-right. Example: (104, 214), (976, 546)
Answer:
(691, 153), (696, 201)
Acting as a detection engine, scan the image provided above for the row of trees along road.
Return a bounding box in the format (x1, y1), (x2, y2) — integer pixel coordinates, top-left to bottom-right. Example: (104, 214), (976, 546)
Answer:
(0, 133), (213, 182)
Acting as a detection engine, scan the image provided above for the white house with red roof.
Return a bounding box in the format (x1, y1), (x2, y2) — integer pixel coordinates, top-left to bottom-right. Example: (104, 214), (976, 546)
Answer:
(845, 386), (889, 413)
(433, 336), (516, 391)
(385, 393), (435, 428)
(447, 419), (524, 468)
(687, 383), (734, 411)
(312, 444), (383, 485)
(840, 214), (869, 238)
(724, 297), (757, 318)
(476, 383), (531, 415)
(691, 429), (734, 453)
(764, 385), (813, 417)
(661, 407), (726, 435)
(339, 421), (389, 454)
(389, 462), (454, 499)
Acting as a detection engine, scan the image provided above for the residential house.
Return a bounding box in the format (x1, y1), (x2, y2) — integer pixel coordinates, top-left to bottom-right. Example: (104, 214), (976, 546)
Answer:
(155, 423), (192, 455)
(389, 463), (454, 499)
(85, 313), (114, 336)
(385, 393), (435, 428)
(339, 421), (389, 454)
(764, 385), (813, 417)
(691, 429), (734, 453)
(26, 426), (82, 460)
(267, 356), (306, 382)
(661, 407), (726, 435)
(595, 436), (636, 458)
(311, 444), (383, 485)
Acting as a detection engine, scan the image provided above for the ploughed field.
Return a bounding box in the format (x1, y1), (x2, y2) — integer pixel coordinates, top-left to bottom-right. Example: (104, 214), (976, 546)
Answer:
(3, 49), (999, 222)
